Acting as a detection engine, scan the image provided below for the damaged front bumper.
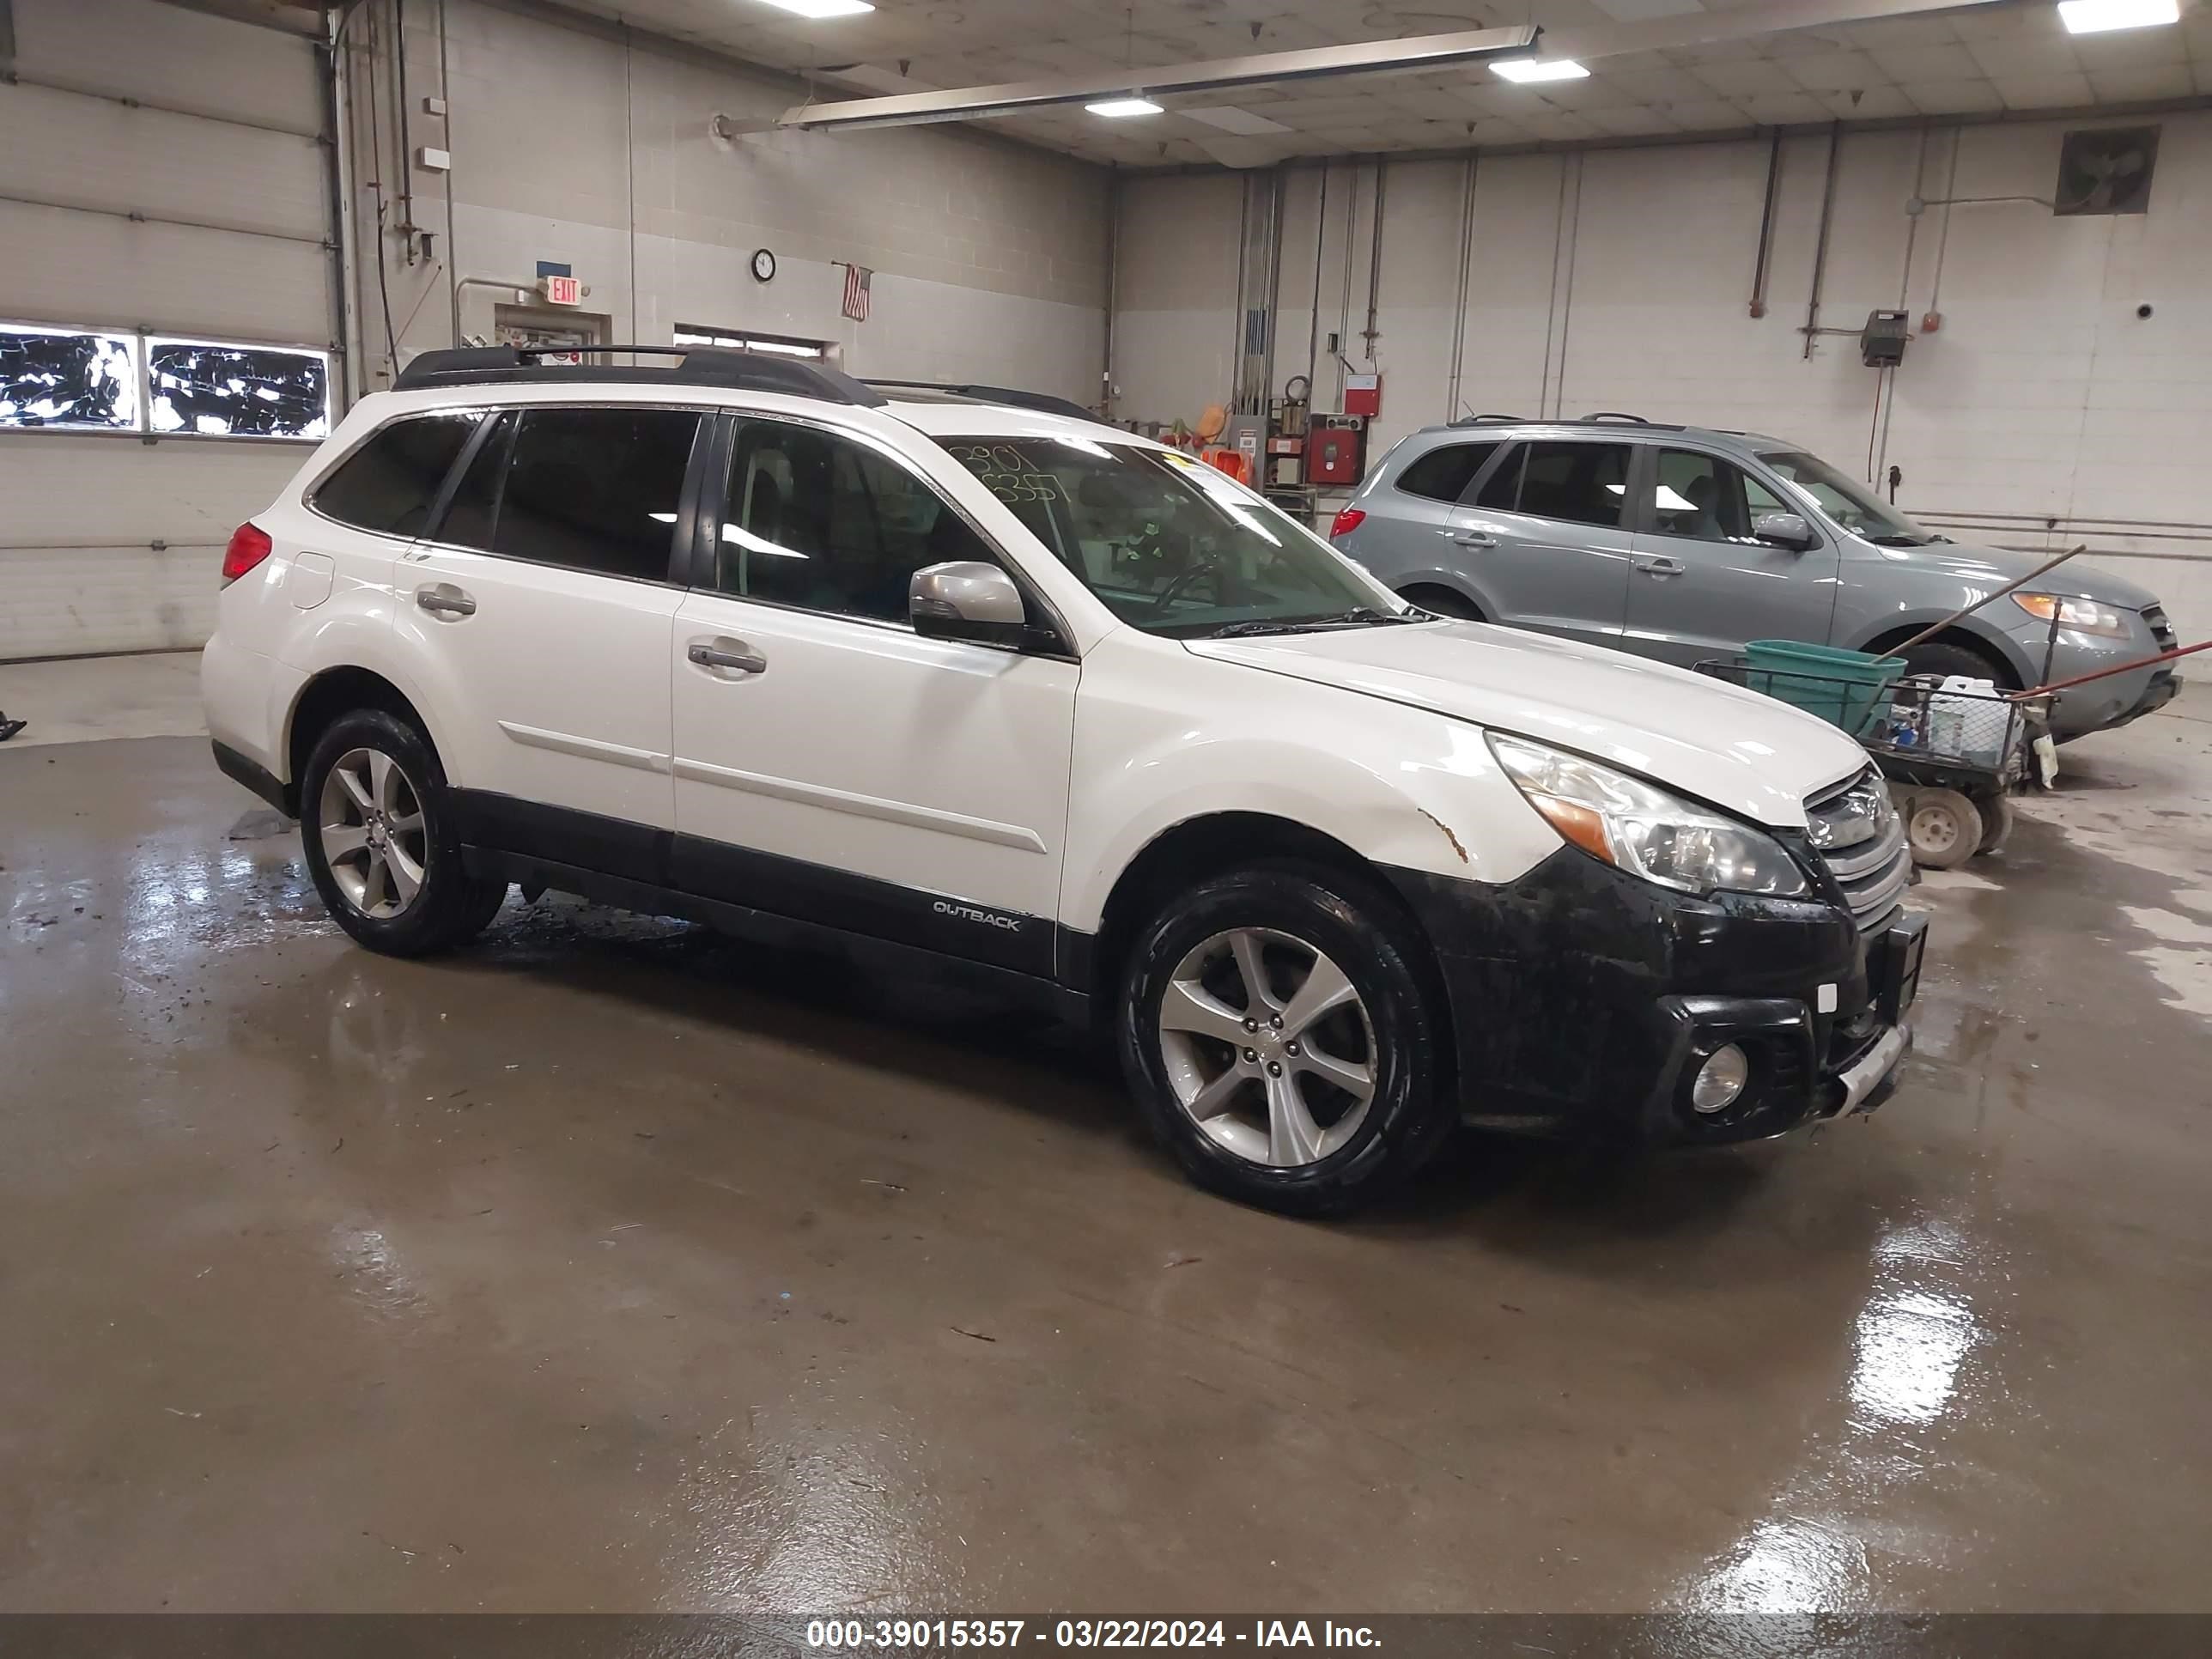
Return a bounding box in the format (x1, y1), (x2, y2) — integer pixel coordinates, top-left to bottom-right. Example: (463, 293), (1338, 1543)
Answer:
(1388, 851), (1923, 1147)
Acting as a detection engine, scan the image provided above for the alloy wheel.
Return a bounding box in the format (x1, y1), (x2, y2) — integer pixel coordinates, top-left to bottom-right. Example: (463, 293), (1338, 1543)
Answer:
(319, 746), (428, 920)
(1157, 927), (1378, 1169)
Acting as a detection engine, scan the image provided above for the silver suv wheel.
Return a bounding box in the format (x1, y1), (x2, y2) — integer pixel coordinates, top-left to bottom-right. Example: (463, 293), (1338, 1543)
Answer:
(1157, 927), (1377, 1168)
(318, 745), (428, 920)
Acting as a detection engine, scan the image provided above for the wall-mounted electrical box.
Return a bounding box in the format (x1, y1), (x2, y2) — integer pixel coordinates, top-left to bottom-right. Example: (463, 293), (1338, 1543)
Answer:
(1861, 310), (1909, 368)
(1306, 415), (1366, 487)
(1343, 373), (1382, 419)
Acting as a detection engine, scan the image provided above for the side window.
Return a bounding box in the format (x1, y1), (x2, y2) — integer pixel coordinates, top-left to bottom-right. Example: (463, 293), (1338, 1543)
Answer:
(716, 419), (1002, 623)
(1473, 442), (1525, 510)
(1651, 450), (1781, 543)
(1395, 441), (1499, 504)
(435, 410), (514, 551)
(312, 411), (480, 538)
(491, 407), (699, 581)
(1515, 441), (1630, 529)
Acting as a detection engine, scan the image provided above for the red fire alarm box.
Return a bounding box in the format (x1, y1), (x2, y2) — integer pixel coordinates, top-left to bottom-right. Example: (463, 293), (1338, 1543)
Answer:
(1343, 373), (1382, 418)
(1306, 415), (1365, 487)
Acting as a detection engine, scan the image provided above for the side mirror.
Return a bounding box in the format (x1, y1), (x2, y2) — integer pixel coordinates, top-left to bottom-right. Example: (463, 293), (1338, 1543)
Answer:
(1753, 511), (1819, 551)
(910, 561), (1026, 647)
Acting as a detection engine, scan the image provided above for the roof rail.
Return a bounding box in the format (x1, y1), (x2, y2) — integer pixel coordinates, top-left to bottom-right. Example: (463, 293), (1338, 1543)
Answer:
(391, 343), (887, 406)
(1578, 410), (1650, 423)
(861, 379), (1100, 423)
(1449, 412), (1527, 425)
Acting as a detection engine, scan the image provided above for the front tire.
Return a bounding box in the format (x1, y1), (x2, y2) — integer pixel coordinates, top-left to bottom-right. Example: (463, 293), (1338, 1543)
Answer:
(1116, 864), (1456, 1216)
(300, 708), (508, 957)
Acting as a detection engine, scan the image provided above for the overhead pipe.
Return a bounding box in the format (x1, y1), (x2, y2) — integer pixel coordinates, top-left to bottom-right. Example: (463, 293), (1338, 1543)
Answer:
(449, 275), (536, 345)
(1360, 155), (1388, 363)
(1747, 128), (1781, 319)
(1801, 122), (1843, 360)
(1444, 152), (1478, 419)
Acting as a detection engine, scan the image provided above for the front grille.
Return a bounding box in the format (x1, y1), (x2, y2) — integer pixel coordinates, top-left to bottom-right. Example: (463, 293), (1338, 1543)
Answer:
(1805, 769), (1911, 933)
(2143, 605), (2177, 652)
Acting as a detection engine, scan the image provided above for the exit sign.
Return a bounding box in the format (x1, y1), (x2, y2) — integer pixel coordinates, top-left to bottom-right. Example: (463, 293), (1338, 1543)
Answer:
(540, 274), (582, 306)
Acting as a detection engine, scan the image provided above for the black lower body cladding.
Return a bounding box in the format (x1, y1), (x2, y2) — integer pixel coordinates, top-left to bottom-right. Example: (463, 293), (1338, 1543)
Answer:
(1389, 846), (1909, 1146)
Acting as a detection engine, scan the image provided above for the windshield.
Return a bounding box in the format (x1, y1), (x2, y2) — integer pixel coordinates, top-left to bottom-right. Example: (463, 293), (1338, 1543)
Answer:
(939, 435), (1412, 637)
(1761, 451), (1937, 545)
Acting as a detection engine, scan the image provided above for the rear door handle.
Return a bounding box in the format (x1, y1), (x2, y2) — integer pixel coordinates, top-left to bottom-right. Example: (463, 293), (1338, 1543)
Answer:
(688, 639), (768, 675)
(416, 585), (477, 617)
(1635, 556), (1686, 578)
(1446, 530), (1498, 550)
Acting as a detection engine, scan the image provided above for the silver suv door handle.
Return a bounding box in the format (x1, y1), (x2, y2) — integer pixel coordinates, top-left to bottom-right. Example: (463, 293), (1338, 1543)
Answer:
(1635, 556), (1686, 578)
(688, 639), (768, 675)
(1446, 531), (1498, 550)
(416, 586), (477, 617)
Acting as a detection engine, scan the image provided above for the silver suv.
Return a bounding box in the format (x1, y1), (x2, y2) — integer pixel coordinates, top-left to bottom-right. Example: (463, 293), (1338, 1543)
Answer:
(1330, 416), (2178, 740)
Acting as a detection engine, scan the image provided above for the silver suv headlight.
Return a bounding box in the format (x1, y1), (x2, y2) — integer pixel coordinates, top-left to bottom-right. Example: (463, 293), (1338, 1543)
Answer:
(1488, 734), (1809, 899)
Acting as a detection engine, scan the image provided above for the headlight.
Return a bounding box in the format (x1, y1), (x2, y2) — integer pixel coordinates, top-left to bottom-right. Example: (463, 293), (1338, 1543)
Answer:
(2012, 592), (2131, 638)
(1488, 734), (1809, 898)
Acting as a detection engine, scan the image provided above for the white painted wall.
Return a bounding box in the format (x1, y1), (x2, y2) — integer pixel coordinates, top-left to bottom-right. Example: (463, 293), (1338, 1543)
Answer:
(360, 0), (1109, 404)
(1113, 111), (2212, 635)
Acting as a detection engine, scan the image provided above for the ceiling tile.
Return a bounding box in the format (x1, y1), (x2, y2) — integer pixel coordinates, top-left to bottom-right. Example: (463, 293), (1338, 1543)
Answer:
(1689, 58), (1777, 96)
(1739, 88), (1833, 124)
(1966, 38), (2083, 79)
(1814, 83), (1917, 120)
(1784, 48), (1889, 93)
(1840, 16), (1961, 52)
(1991, 70), (2097, 108)
(1662, 98), (1754, 130)
(1598, 64), (1720, 104)
(1869, 43), (1982, 81)
(2067, 25), (2196, 70)
(1511, 109), (1605, 140)
(2084, 64), (2196, 101)
(1464, 115), (1541, 144)
(1582, 105), (1686, 135)
(1899, 77), (2007, 114)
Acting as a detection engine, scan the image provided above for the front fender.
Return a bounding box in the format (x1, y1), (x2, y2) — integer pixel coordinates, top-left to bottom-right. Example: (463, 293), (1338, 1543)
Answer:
(1060, 630), (1560, 933)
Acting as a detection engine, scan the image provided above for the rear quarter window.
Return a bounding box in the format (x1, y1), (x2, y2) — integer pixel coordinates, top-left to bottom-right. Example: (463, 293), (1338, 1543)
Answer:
(311, 411), (481, 538)
(1395, 441), (1500, 504)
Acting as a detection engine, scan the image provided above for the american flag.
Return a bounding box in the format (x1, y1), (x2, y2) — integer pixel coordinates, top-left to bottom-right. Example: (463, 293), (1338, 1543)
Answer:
(841, 262), (872, 323)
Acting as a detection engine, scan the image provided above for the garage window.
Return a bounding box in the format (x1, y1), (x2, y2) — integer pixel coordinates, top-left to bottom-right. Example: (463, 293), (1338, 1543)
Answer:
(0, 324), (139, 431)
(149, 338), (331, 440)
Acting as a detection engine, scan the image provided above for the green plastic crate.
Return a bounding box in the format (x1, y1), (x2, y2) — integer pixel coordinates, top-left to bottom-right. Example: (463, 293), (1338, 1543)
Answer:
(1741, 640), (1905, 735)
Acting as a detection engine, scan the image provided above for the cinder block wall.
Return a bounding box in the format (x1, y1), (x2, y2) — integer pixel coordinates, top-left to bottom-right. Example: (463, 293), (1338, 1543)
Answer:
(355, 0), (1112, 403)
(1113, 112), (2212, 635)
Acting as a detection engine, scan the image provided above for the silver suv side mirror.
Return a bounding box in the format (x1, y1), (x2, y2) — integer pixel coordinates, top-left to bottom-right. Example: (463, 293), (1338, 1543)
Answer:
(910, 561), (1026, 647)
(1753, 511), (1819, 551)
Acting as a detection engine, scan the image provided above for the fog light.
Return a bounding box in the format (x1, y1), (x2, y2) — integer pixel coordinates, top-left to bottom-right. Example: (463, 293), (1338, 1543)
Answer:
(1691, 1043), (1750, 1114)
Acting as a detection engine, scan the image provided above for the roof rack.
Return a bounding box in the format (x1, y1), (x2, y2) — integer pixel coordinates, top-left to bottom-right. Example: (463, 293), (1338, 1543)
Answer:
(1578, 410), (1651, 423)
(861, 379), (1100, 423)
(1449, 412), (1528, 425)
(391, 343), (888, 406)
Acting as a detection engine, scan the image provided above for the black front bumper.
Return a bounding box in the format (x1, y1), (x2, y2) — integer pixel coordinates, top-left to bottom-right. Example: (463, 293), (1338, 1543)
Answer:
(2108, 671), (2180, 731)
(1388, 848), (1922, 1147)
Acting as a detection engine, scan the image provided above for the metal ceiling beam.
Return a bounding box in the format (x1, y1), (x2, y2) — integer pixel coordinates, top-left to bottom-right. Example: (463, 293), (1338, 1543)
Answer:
(778, 23), (1539, 132)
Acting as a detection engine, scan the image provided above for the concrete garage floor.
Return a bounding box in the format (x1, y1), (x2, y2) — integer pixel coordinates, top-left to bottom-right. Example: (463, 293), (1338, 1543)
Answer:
(1, 664), (2209, 1614)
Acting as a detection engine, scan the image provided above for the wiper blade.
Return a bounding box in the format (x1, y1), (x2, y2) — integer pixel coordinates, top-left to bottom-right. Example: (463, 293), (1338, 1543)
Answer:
(1206, 607), (1418, 638)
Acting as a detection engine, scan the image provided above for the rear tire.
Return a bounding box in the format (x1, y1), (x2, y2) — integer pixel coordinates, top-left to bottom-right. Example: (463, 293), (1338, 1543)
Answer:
(1116, 863), (1456, 1217)
(1975, 793), (2015, 856)
(299, 708), (508, 957)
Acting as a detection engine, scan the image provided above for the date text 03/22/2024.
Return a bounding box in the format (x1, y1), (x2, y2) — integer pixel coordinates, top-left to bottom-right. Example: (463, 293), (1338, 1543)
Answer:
(805, 1620), (1382, 1650)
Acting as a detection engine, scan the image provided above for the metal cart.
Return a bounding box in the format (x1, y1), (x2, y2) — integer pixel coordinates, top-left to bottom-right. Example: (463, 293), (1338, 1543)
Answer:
(1698, 659), (2043, 868)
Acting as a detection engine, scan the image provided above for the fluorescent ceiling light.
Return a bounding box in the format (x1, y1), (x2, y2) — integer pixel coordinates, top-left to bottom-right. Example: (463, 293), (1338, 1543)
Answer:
(755, 0), (874, 17)
(1490, 58), (1590, 83)
(2056, 0), (2178, 32)
(1086, 96), (1164, 118)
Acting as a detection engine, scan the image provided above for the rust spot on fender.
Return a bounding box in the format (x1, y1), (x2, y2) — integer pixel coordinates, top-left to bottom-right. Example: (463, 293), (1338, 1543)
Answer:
(1417, 808), (1469, 865)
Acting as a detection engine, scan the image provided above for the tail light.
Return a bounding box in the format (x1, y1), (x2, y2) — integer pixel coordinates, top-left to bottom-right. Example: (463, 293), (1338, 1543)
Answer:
(1328, 507), (1366, 541)
(222, 522), (273, 586)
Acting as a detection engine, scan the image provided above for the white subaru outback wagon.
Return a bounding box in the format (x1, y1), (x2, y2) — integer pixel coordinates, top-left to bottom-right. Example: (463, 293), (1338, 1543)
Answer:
(204, 346), (1925, 1215)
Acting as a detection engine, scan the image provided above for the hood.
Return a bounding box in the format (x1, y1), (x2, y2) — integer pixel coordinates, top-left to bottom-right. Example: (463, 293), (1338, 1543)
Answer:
(1187, 622), (1869, 830)
(1879, 539), (2162, 610)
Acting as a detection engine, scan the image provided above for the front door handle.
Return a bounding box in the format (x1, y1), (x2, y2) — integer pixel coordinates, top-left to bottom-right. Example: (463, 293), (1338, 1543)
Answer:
(688, 639), (768, 675)
(1447, 530), (1498, 550)
(1634, 556), (1686, 578)
(416, 585), (477, 617)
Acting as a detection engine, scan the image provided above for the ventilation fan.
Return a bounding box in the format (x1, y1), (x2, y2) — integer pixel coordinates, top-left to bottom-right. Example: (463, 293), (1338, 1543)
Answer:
(2056, 126), (2159, 216)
